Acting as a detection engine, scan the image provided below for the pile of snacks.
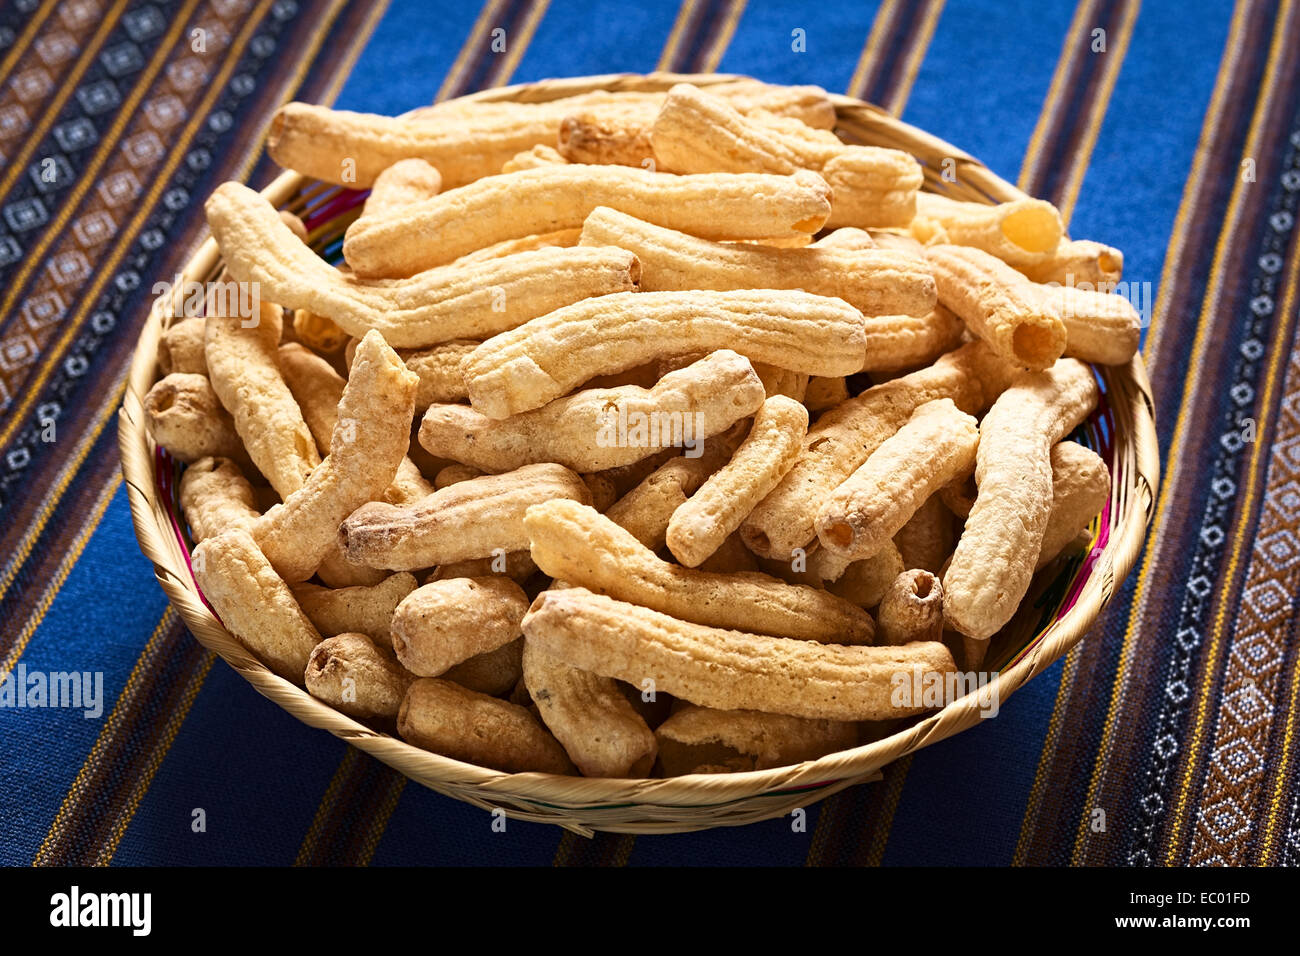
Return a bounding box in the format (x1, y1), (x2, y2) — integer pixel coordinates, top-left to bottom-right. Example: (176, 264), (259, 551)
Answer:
(143, 79), (1137, 779)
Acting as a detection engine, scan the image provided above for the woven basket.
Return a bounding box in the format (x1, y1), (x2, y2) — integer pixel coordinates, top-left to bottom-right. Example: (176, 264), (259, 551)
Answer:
(118, 72), (1160, 836)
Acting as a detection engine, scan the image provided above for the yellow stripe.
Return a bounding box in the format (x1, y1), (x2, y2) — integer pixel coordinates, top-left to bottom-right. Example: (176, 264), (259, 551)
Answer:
(0, 472), (121, 678)
(1017, 0), (1097, 191)
(1055, 0), (1139, 224)
(0, 0), (131, 204)
(1012, 644), (1083, 863)
(1070, 0), (1294, 865)
(96, 650), (216, 865)
(698, 0), (748, 74)
(0, 0), (58, 86)
(296, 749), (362, 865)
(434, 0), (507, 102)
(0, 0), (204, 332)
(1164, 198), (1300, 864)
(847, 0), (899, 101)
(316, 0), (392, 107)
(884, 0), (946, 116)
(30, 1), (371, 869)
(655, 0), (701, 73)
(1144, 0), (1255, 363)
(0, 0), (277, 453)
(32, 608), (179, 865)
(487, 0), (551, 87)
(1261, 583), (1300, 863)
(357, 778), (407, 866)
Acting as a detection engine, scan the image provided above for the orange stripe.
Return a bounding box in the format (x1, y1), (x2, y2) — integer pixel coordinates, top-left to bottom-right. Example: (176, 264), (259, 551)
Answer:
(883, 0), (945, 116)
(0, 0), (58, 87)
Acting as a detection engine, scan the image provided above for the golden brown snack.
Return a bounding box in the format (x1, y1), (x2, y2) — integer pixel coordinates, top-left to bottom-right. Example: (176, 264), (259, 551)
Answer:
(204, 293), (320, 498)
(666, 396), (808, 567)
(289, 572), (418, 647)
(1017, 238), (1123, 286)
(401, 340), (477, 409)
(443, 638), (524, 696)
(860, 305), (967, 374)
(390, 576), (530, 677)
(826, 542), (906, 609)
(651, 84), (921, 228)
(157, 318), (207, 375)
(817, 399), (978, 560)
(340, 463), (591, 570)
(205, 182), (639, 347)
(179, 456), (258, 543)
(523, 640), (658, 778)
(292, 309), (350, 355)
(383, 458), (436, 506)
(698, 532), (761, 574)
(1036, 441), (1110, 570)
(811, 227), (876, 250)
(315, 549), (389, 589)
(925, 244), (1066, 371)
(524, 500), (875, 644)
(893, 494), (955, 574)
(1040, 284), (1142, 366)
(580, 473), (619, 513)
(741, 340), (1018, 560)
(909, 192), (1063, 269)
(143, 372), (252, 467)
(251, 331), (418, 582)
(420, 349), (764, 473)
(944, 359), (1099, 639)
(802, 375), (849, 412)
(433, 464), (483, 488)
(654, 705), (857, 775)
(304, 633), (414, 720)
(342, 165), (832, 277)
(753, 363), (809, 400)
(501, 143), (568, 172)
(876, 570), (944, 646)
(276, 342), (345, 455)
(462, 289), (866, 419)
(578, 206), (936, 316)
(397, 678), (573, 773)
(448, 228), (583, 266)
(191, 528), (320, 681)
(523, 588), (955, 721)
(429, 551), (539, 584)
(358, 157), (442, 221)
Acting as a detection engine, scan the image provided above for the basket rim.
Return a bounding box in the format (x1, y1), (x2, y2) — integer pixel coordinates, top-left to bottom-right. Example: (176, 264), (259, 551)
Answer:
(117, 72), (1161, 830)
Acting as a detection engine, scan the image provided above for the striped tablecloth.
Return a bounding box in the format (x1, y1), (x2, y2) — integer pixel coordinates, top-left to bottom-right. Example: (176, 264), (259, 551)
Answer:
(1, 0), (1298, 867)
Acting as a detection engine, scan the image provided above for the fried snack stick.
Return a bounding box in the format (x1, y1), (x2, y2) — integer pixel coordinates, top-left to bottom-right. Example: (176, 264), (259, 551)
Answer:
(523, 640), (658, 778)
(205, 182), (638, 347)
(391, 577), (529, 676)
(604, 429), (745, 551)
(1036, 442), (1110, 570)
(812, 227), (876, 250)
(1017, 239), (1123, 286)
(357, 158), (441, 222)
(191, 529), (321, 681)
(251, 331), (418, 582)
(827, 542), (905, 610)
(523, 588), (954, 721)
(925, 244), (1066, 371)
(654, 705), (857, 776)
(398, 678), (573, 774)
(802, 376), (849, 412)
(651, 84), (922, 228)
(204, 293), (320, 498)
(444, 639), (524, 697)
(1038, 284), (1142, 366)
(343, 166), (832, 277)
(908, 192), (1063, 269)
(525, 499), (875, 643)
(290, 572), (417, 647)
(429, 552), (538, 585)
(876, 570), (944, 646)
(449, 229), (583, 267)
(817, 399), (978, 559)
(158, 318), (206, 375)
(578, 206), (936, 317)
(421, 349), (764, 473)
(667, 396), (808, 567)
(742, 340), (1017, 560)
(755, 363), (809, 401)
(180, 457), (258, 543)
(400, 340), (476, 409)
(434, 464), (483, 488)
(463, 289), (866, 419)
(143, 373), (251, 467)
(893, 494), (955, 574)
(944, 359), (1099, 639)
(341, 462), (591, 570)
(501, 144), (567, 172)
(860, 305), (966, 373)
(305, 633), (414, 720)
